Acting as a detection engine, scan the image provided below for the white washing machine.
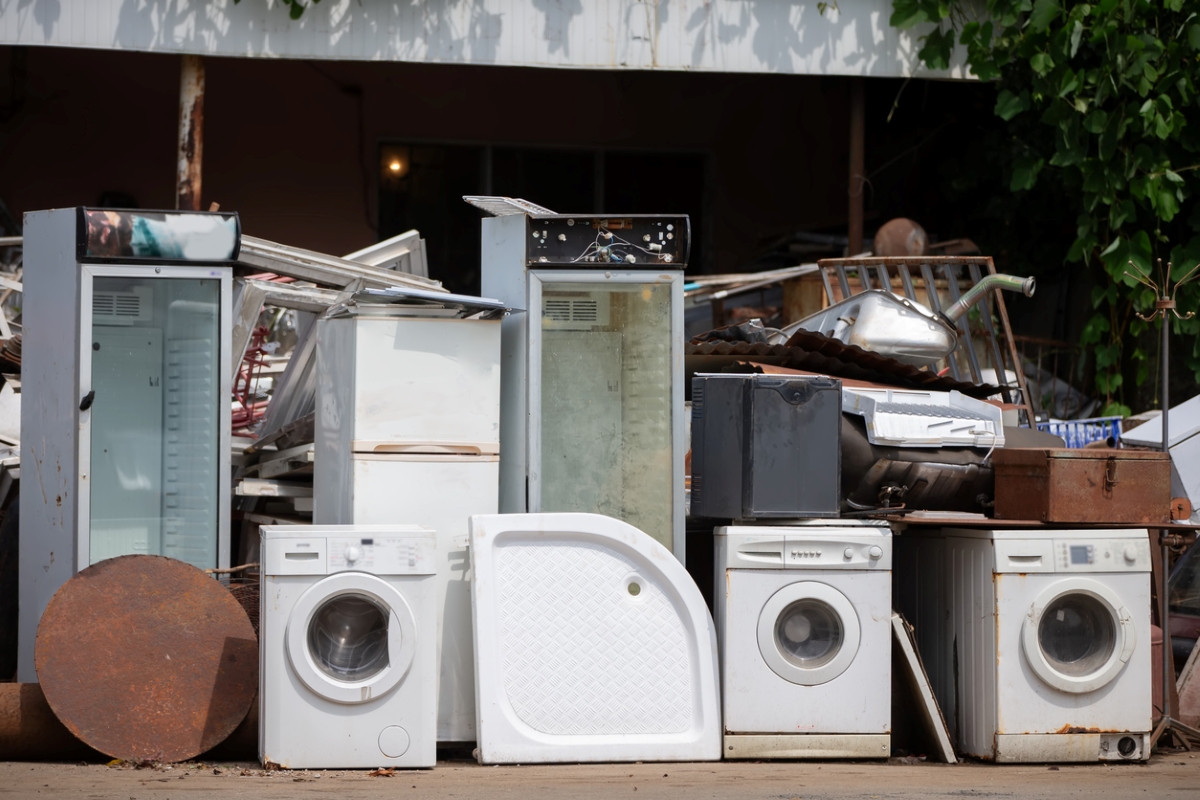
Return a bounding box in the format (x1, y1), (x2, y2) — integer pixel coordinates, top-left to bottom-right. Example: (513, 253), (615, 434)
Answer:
(715, 521), (892, 759)
(260, 525), (438, 769)
(895, 527), (1152, 763)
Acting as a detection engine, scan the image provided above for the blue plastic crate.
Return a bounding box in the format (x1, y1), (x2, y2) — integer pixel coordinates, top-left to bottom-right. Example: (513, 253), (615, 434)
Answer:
(1036, 416), (1124, 449)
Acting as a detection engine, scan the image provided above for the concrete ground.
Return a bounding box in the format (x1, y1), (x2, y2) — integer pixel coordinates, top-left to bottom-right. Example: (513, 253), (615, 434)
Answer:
(2, 754), (1197, 799)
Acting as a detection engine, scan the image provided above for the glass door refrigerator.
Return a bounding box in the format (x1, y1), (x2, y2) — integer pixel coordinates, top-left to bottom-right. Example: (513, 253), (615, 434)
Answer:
(19, 208), (236, 681)
(479, 204), (688, 561)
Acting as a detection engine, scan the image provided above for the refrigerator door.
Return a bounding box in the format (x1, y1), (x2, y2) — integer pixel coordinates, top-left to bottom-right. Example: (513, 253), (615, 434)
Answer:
(527, 272), (684, 560)
(317, 316), (501, 453)
(80, 269), (230, 570)
(317, 454), (499, 744)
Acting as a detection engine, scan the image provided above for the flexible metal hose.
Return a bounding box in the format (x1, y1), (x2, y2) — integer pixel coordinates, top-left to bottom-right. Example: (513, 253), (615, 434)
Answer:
(942, 274), (1035, 322)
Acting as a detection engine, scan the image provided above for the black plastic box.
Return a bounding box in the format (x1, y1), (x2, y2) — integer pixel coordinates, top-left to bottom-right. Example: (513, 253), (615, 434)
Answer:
(691, 374), (842, 519)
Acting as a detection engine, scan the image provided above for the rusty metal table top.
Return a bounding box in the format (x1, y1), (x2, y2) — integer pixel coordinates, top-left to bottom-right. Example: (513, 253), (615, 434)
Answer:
(35, 555), (257, 763)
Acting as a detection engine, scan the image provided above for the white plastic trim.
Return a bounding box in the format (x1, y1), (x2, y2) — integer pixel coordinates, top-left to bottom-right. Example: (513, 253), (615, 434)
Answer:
(285, 572), (417, 705)
(1020, 577), (1135, 695)
(469, 512), (721, 764)
(756, 581), (861, 686)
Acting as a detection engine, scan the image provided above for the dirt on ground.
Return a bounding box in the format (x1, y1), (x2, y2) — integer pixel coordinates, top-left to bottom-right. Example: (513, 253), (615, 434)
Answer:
(1, 753), (1197, 799)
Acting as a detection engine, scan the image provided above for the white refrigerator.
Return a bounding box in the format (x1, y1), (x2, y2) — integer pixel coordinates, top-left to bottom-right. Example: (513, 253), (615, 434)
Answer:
(313, 295), (504, 744)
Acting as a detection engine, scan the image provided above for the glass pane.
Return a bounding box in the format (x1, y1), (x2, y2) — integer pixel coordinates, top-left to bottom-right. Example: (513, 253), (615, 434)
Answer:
(89, 276), (220, 569)
(775, 599), (843, 668)
(538, 281), (673, 549)
(1038, 593), (1116, 677)
(307, 594), (390, 681)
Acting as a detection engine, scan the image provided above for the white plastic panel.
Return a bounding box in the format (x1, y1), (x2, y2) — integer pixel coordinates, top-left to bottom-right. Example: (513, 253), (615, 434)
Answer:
(842, 387), (1004, 448)
(469, 512), (720, 763)
(318, 316), (501, 451)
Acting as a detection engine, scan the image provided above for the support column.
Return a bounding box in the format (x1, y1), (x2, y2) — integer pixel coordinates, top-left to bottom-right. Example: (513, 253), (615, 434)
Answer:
(848, 77), (865, 256)
(176, 54), (205, 211)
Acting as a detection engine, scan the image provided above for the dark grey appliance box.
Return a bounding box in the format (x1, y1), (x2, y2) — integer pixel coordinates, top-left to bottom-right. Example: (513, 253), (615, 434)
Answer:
(691, 374), (842, 519)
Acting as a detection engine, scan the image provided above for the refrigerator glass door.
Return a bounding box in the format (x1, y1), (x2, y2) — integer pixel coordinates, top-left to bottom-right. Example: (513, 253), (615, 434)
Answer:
(83, 272), (223, 568)
(529, 272), (682, 555)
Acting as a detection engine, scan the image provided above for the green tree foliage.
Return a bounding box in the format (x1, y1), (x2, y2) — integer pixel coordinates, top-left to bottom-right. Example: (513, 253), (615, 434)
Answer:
(891, 0), (1200, 415)
(231, 0), (321, 21)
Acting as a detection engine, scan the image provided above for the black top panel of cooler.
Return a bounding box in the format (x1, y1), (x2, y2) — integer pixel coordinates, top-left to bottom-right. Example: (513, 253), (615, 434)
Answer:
(524, 215), (689, 268)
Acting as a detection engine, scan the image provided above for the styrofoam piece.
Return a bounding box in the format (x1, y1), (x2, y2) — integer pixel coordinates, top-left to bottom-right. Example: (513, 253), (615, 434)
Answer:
(842, 387), (1004, 448)
(468, 512), (721, 764)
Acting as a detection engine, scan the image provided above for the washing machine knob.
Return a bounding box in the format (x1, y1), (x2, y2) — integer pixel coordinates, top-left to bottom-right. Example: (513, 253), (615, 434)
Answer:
(1123, 544), (1138, 563)
(345, 545), (363, 563)
(844, 547), (855, 560)
(868, 545), (883, 560)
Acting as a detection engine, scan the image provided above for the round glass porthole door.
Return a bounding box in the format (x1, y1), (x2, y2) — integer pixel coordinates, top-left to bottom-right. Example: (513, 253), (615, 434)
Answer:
(307, 594), (390, 681)
(1021, 578), (1135, 694)
(758, 582), (861, 686)
(287, 572), (417, 704)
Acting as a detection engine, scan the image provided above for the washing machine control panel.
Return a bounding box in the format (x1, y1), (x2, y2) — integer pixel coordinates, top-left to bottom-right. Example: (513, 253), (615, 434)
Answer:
(1053, 538), (1151, 572)
(328, 536), (435, 574)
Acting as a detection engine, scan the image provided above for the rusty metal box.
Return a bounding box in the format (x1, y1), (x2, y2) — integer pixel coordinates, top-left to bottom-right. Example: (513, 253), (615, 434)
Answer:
(993, 448), (1171, 523)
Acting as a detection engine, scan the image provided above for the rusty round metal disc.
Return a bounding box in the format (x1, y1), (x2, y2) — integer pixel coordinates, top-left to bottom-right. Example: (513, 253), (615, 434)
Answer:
(35, 555), (257, 763)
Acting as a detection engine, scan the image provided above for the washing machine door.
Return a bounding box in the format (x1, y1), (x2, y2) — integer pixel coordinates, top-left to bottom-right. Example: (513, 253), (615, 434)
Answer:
(286, 572), (418, 704)
(1021, 577), (1136, 694)
(757, 581), (861, 686)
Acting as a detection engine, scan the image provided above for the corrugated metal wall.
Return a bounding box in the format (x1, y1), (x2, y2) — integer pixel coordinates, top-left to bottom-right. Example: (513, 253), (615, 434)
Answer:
(0, 0), (970, 78)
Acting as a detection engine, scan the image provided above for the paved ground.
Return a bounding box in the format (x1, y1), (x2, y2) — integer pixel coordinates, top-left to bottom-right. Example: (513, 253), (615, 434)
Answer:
(2, 754), (1198, 799)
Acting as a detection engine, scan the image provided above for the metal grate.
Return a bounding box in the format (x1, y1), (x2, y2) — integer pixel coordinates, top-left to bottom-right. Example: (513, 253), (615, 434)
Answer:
(815, 256), (1031, 418)
(92, 291), (145, 320)
(543, 294), (608, 329)
(545, 298), (598, 323)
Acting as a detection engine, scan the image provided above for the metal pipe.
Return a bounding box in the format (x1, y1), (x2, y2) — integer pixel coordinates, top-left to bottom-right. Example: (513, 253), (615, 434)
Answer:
(848, 78), (865, 257)
(176, 54), (205, 211)
(0, 684), (99, 760)
(1161, 309), (1173, 729)
(942, 273), (1035, 323)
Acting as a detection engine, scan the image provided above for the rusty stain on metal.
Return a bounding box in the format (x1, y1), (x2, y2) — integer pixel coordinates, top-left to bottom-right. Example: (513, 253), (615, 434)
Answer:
(1056, 724), (1108, 734)
(176, 54), (205, 211)
(34, 555), (256, 763)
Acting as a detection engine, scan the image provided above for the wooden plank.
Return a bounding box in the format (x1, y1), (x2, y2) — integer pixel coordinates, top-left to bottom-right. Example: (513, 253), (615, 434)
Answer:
(259, 444), (315, 479)
(892, 612), (956, 763)
(781, 273), (827, 326)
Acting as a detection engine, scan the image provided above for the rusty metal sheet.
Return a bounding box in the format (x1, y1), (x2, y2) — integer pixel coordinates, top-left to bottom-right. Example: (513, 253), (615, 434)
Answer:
(686, 332), (1001, 399)
(35, 555), (257, 763)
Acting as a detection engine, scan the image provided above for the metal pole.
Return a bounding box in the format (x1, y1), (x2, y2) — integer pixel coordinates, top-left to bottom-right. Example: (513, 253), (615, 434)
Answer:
(1162, 311), (1173, 729)
(848, 78), (865, 257)
(176, 54), (205, 211)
